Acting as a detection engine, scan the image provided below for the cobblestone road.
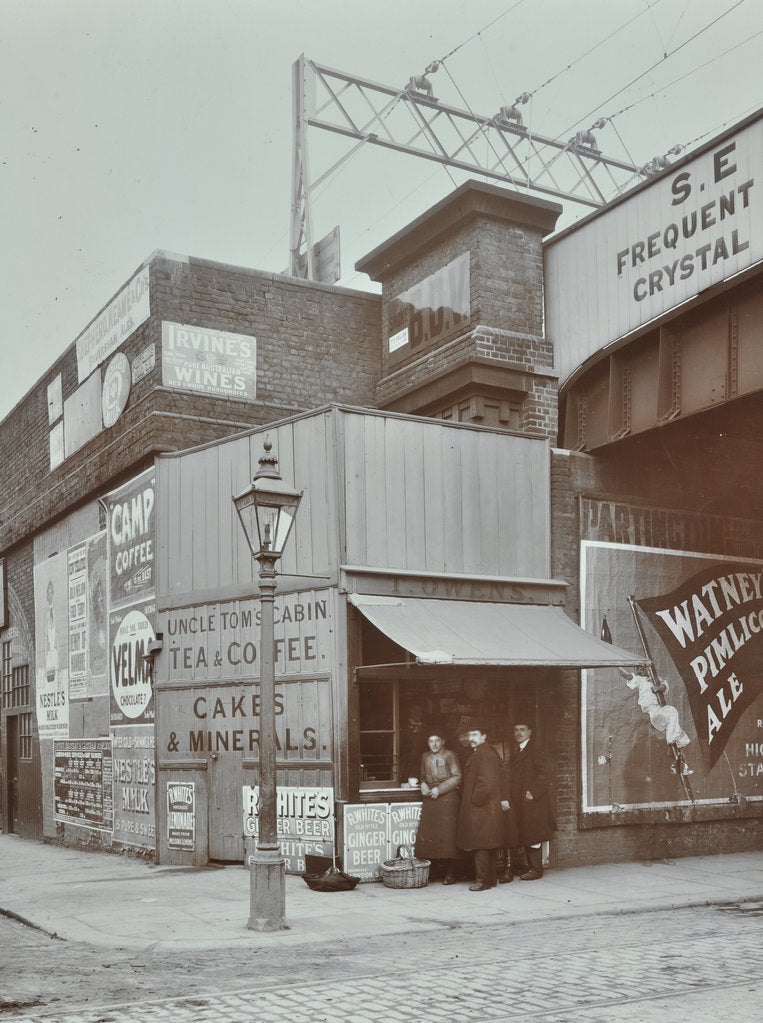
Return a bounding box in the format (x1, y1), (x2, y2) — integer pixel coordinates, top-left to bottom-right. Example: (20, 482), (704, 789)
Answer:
(2, 902), (761, 1022)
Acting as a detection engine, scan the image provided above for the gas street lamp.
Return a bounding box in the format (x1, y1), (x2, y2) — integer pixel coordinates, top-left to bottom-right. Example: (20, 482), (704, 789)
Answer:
(233, 437), (303, 931)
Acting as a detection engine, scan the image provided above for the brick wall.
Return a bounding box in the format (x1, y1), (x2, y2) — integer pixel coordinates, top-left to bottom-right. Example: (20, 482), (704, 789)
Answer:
(369, 190), (559, 436)
(0, 255), (381, 553)
(152, 256), (381, 410)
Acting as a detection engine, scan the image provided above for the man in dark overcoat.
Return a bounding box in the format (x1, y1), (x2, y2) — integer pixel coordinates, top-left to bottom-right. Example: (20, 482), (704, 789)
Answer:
(456, 721), (510, 891)
(509, 722), (556, 880)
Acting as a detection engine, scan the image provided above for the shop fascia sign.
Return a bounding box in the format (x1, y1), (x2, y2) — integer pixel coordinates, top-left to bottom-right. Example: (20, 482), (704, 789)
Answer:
(161, 590), (332, 680)
(342, 569), (566, 606)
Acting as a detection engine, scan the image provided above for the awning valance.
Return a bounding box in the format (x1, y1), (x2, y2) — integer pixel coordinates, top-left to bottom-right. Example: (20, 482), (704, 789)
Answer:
(348, 594), (645, 668)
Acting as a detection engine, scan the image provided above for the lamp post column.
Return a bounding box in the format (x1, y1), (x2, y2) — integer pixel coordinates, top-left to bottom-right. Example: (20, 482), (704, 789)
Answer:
(248, 549), (286, 931)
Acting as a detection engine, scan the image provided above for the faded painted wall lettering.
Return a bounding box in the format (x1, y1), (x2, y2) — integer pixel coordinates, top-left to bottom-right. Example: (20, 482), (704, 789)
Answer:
(76, 267), (150, 382)
(388, 251), (470, 354)
(581, 497), (762, 559)
(162, 593), (332, 681)
(159, 678), (332, 765)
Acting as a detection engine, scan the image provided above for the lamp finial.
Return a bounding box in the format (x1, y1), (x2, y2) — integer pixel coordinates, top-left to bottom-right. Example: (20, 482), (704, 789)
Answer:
(254, 435), (282, 481)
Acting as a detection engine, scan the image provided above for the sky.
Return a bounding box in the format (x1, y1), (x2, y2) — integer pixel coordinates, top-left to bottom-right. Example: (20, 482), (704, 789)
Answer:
(1, 0), (761, 422)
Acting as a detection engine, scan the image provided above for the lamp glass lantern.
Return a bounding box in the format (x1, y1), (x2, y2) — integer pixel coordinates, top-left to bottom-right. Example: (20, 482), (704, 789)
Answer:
(234, 450), (303, 560)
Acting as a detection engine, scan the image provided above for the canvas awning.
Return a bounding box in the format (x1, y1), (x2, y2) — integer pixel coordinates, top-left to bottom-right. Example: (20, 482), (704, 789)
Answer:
(348, 594), (646, 668)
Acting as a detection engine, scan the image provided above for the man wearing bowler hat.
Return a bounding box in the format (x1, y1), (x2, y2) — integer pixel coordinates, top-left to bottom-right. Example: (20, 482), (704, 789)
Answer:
(456, 720), (510, 891)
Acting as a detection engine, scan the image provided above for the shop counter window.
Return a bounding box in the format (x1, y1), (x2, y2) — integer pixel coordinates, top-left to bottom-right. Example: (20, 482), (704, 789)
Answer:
(359, 679), (398, 785)
(358, 671), (547, 792)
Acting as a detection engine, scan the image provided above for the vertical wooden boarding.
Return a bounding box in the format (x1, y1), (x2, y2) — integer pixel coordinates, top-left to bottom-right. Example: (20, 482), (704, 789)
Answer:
(477, 431), (501, 577)
(401, 419), (427, 571)
(517, 435), (549, 578)
(368, 414), (393, 567)
(382, 416), (408, 567)
(494, 433), (522, 576)
(492, 434), (517, 576)
(214, 437), (242, 591)
(206, 687), (253, 861)
(155, 456), (179, 601)
(342, 411), (368, 564)
(292, 411), (334, 577)
(178, 446), (199, 593)
(420, 423), (446, 572)
(441, 426), (466, 575)
(460, 429), (483, 573)
(358, 413), (389, 567)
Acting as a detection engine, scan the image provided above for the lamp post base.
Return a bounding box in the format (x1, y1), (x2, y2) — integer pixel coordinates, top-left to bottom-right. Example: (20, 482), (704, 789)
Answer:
(247, 847), (288, 931)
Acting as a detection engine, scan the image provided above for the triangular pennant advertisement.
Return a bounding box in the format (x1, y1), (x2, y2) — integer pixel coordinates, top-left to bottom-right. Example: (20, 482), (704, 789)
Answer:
(636, 562), (762, 769)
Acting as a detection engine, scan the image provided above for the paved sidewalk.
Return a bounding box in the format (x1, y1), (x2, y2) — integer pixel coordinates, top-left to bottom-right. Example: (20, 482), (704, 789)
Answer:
(1, 834), (761, 951)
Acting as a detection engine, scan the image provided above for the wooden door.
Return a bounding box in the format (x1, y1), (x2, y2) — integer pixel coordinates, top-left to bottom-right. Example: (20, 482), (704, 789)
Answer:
(207, 748), (246, 862)
(6, 715), (19, 833)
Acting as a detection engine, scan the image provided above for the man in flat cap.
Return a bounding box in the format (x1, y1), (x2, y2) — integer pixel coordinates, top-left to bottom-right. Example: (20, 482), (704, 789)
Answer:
(456, 720), (510, 891)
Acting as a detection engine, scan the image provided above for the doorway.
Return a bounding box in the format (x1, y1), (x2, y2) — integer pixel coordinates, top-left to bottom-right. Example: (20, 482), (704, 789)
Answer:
(6, 714), (19, 833)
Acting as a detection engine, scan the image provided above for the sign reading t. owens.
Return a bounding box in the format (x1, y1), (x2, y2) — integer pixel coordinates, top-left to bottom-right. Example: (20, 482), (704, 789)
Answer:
(545, 114), (762, 388)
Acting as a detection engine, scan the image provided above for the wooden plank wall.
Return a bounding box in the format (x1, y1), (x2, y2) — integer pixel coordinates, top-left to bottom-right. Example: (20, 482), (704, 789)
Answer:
(157, 406), (551, 599)
(340, 410), (550, 578)
(156, 409), (339, 603)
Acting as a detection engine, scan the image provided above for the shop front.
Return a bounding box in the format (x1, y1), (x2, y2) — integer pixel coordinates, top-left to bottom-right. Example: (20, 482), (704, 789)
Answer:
(342, 570), (642, 878)
(152, 405), (644, 871)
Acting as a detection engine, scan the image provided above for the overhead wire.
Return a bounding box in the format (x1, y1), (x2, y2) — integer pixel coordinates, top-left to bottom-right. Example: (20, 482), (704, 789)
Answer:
(578, 24), (762, 169)
(596, 27), (763, 126)
(526, 0), (668, 101)
(300, 0), (754, 279)
(320, 2), (530, 226)
(669, 101), (762, 157)
(427, 0), (674, 192)
(438, 60), (529, 189)
(435, 0), (529, 64)
(322, 0), (729, 220)
(556, 0), (750, 141)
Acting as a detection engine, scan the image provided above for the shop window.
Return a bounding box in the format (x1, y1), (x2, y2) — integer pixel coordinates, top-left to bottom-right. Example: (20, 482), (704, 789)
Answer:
(359, 680), (397, 785)
(18, 711), (33, 760)
(358, 672), (547, 791)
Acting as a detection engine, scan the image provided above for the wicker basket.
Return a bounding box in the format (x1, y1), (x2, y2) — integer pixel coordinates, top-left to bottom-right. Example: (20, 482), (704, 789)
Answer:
(380, 844), (430, 889)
